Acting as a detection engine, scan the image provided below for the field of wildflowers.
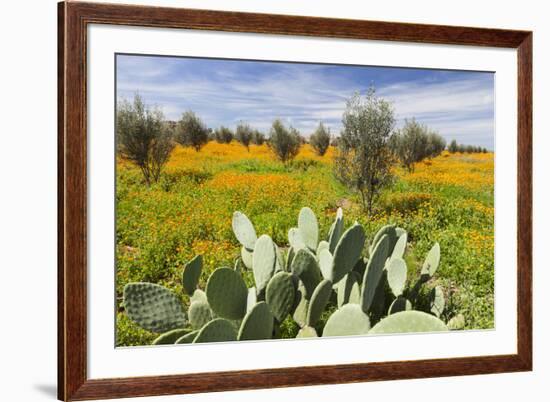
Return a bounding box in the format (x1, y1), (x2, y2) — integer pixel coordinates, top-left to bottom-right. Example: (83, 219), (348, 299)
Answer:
(116, 143), (494, 346)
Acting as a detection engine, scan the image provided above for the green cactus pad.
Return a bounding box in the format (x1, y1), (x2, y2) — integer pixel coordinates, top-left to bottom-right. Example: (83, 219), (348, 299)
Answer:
(232, 211), (257, 251)
(182, 255), (202, 295)
(306, 279), (332, 327)
(421, 242), (440, 278)
(316, 240), (330, 257)
(152, 328), (189, 345)
(296, 326), (318, 338)
(123, 282), (186, 333)
(247, 287), (257, 313)
(206, 268), (247, 320)
(286, 247), (295, 272)
(388, 296), (412, 315)
(240, 246), (254, 270)
(190, 289), (207, 304)
(175, 330), (199, 344)
(252, 234), (277, 294)
(430, 286), (445, 318)
(188, 300), (213, 329)
(288, 227), (306, 250)
(352, 257), (367, 279)
(369, 225), (397, 258)
(193, 318), (238, 343)
(292, 282), (309, 327)
(266, 272), (296, 322)
(291, 248), (321, 299)
(298, 207), (319, 251)
(238, 302), (274, 341)
(369, 310), (448, 334)
(328, 207), (344, 253)
(447, 314), (466, 330)
(322, 304), (371, 337)
(391, 232), (408, 260)
(275, 245), (285, 272)
(360, 235), (389, 313)
(337, 271), (361, 307)
(387, 257), (407, 297)
(318, 248), (333, 281)
(330, 222), (366, 284)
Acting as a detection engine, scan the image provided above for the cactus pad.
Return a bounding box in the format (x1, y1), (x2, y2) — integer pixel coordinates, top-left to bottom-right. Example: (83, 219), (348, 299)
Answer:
(360, 235), (389, 313)
(447, 314), (465, 330)
(391, 232), (408, 259)
(123, 282), (186, 333)
(238, 302), (274, 341)
(369, 225), (397, 258)
(298, 207), (319, 251)
(430, 286), (445, 318)
(266, 272), (296, 322)
(306, 279), (332, 327)
(193, 318), (238, 343)
(206, 268), (247, 320)
(291, 248), (321, 299)
(421, 242), (440, 278)
(190, 289), (207, 304)
(152, 329), (189, 345)
(388, 296), (412, 315)
(232, 211), (257, 251)
(330, 222), (366, 284)
(288, 227), (306, 250)
(247, 287), (257, 313)
(316, 240), (330, 257)
(369, 310), (448, 334)
(322, 304), (371, 337)
(328, 207), (344, 253)
(318, 248), (333, 281)
(252, 234), (277, 294)
(175, 330), (199, 344)
(240, 246), (254, 270)
(292, 282), (309, 327)
(387, 257), (407, 297)
(182, 255), (202, 295)
(337, 271), (361, 307)
(296, 326), (318, 338)
(188, 300), (213, 329)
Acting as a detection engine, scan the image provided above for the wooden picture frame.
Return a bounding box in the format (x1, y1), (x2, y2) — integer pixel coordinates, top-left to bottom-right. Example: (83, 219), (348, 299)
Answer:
(58, 1), (532, 400)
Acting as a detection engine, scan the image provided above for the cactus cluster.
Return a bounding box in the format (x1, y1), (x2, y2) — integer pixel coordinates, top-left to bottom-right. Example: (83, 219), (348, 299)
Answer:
(122, 207), (465, 345)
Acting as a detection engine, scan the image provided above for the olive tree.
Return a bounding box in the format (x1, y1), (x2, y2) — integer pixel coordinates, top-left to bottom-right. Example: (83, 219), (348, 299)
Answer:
(235, 122), (254, 151)
(175, 111), (209, 152)
(448, 139), (459, 153)
(334, 88), (395, 214)
(116, 94), (174, 186)
(215, 126), (234, 144)
(268, 119), (302, 164)
(251, 129), (265, 145)
(310, 122), (331, 156)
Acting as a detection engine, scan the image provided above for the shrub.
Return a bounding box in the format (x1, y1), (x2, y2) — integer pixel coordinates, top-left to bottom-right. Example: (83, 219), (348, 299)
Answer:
(175, 111), (209, 152)
(334, 88), (395, 214)
(116, 94), (174, 186)
(215, 126), (234, 144)
(251, 129), (266, 145)
(310, 122), (331, 156)
(448, 139), (459, 153)
(235, 122), (254, 151)
(267, 119), (302, 164)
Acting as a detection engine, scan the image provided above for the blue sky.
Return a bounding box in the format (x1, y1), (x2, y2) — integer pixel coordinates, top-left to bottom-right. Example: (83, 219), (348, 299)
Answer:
(116, 54), (495, 149)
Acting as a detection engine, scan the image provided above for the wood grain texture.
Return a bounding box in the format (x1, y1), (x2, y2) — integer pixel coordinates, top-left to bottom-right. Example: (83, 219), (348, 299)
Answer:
(58, 1), (532, 400)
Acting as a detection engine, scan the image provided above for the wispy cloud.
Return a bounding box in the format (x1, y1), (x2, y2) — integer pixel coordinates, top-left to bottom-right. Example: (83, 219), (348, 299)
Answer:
(116, 55), (494, 149)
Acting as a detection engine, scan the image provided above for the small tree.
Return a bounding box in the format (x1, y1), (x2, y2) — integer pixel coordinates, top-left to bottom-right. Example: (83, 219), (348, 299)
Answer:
(310, 122), (331, 156)
(251, 129), (265, 145)
(268, 119), (302, 164)
(426, 131), (446, 157)
(235, 122), (254, 151)
(175, 111), (209, 152)
(390, 118), (428, 172)
(116, 94), (174, 186)
(448, 139), (459, 153)
(334, 88), (395, 214)
(215, 126), (234, 144)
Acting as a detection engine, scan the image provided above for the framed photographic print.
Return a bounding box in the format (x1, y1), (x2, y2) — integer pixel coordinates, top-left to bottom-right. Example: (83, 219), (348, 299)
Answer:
(58, 1), (532, 400)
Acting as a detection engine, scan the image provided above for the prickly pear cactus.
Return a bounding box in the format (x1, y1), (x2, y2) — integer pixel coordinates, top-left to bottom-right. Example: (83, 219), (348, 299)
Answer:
(232, 211), (257, 251)
(322, 304), (371, 337)
(421, 242), (440, 279)
(292, 282), (309, 328)
(190, 289), (207, 304)
(288, 227), (306, 250)
(205, 268), (247, 320)
(316, 240), (330, 257)
(152, 328), (189, 345)
(175, 330), (199, 344)
(246, 287), (257, 313)
(361, 235), (389, 314)
(430, 286), (445, 318)
(369, 311), (448, 334)
(123, 282), (186, 333)
(318, 248), (333, 281)
(447, 314), (465, 330)
(298, 207), (319, 251)
(296, 326), (318, 338)
(182, 255), (202, 295)
(188, 300), (213, 329)
(266, 272), (296, 322)
(238, 302), (274, 341)
(241, 246), (254, 270)
(291, 248), (321, 299)
(387, 257), (407, 297)
(328, 207), (344, 253)
(391, 232), (408, 259)
(330, 222), (366, 283)
(193, 318), (237, 343)
(369, 225), (397, 258)
(252, 234), (277, 294)
(306, 279), (333, 327)
(388, 296), (412, 315)
(337, 271), (361, 307)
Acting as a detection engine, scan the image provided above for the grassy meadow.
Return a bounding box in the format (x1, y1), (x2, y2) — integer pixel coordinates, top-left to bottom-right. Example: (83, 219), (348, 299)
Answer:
(116, 141), (494, 346)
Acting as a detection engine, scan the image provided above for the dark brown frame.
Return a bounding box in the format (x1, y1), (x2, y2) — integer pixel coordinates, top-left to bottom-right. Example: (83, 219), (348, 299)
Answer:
(58, 1), (532, 400)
